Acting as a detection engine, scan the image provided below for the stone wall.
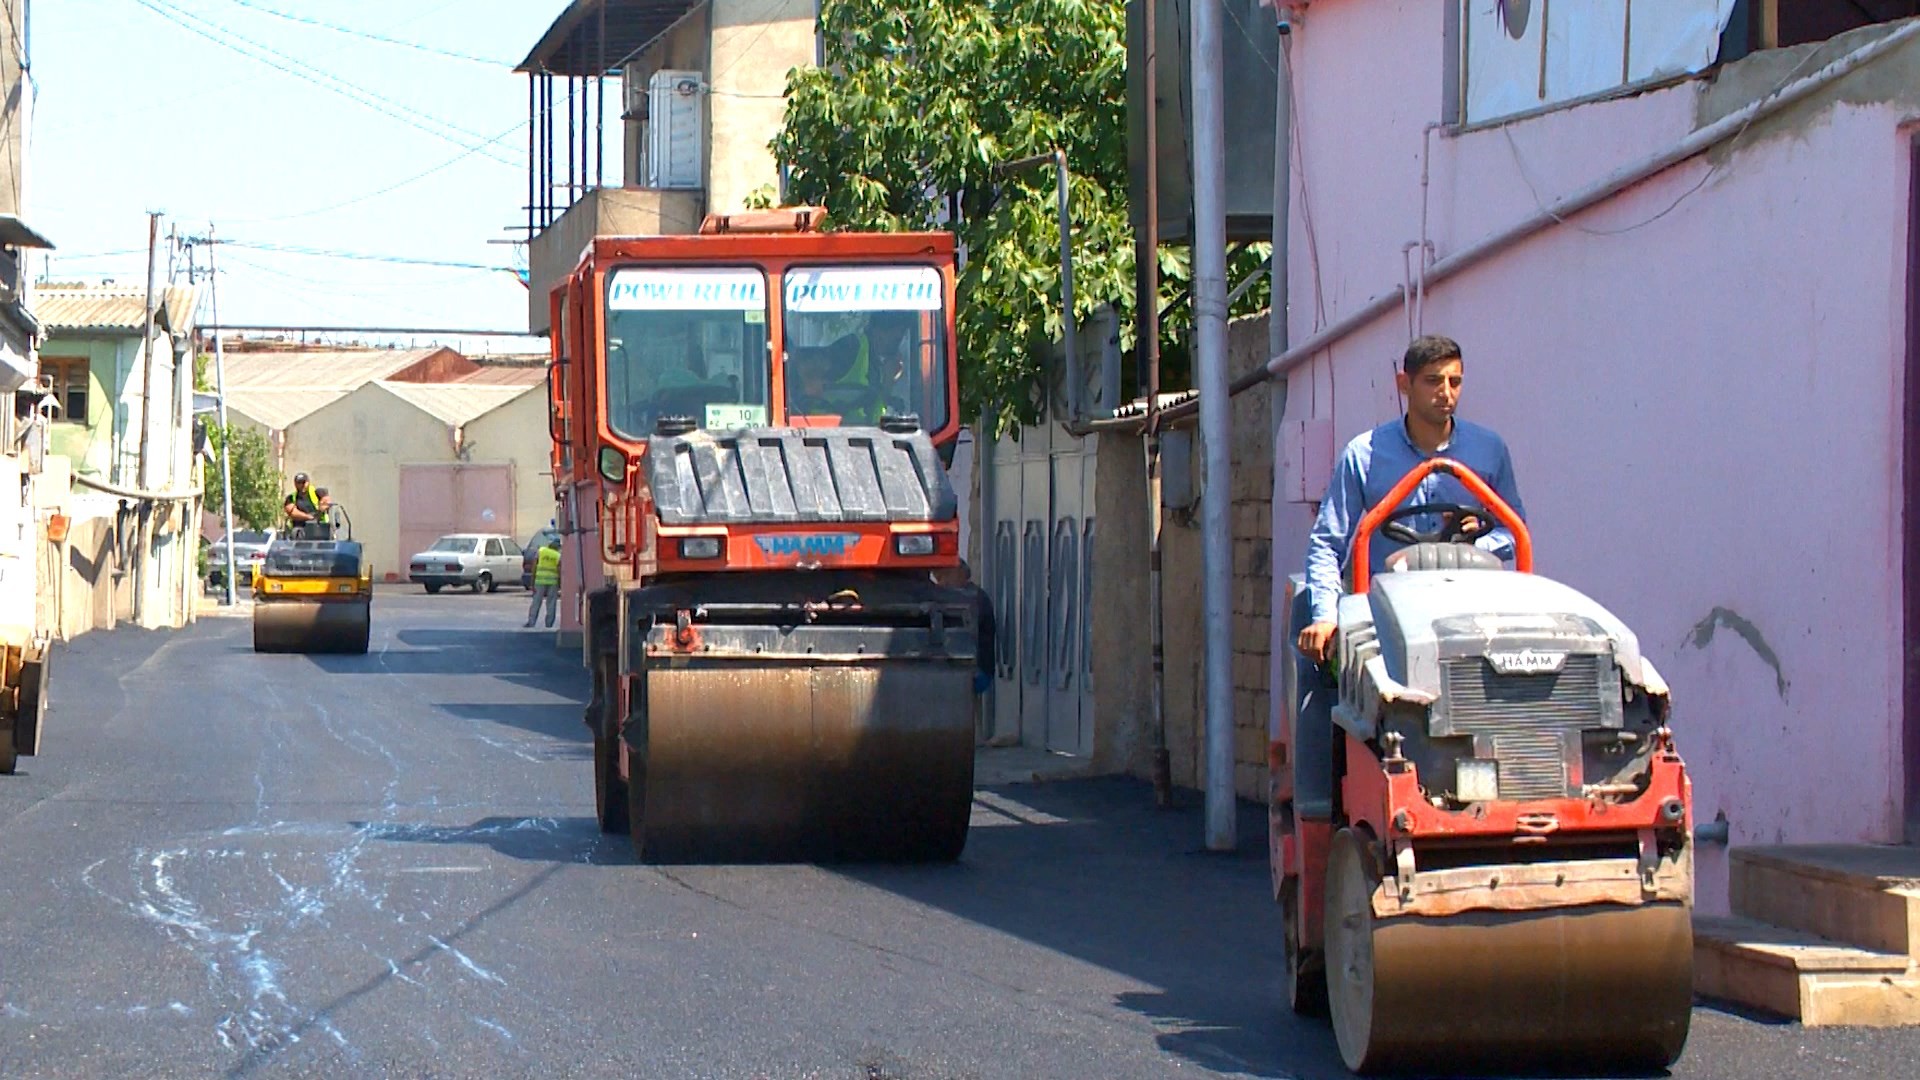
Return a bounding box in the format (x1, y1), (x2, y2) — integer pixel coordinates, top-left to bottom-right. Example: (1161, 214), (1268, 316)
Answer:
(1156, 312), (1277, 802)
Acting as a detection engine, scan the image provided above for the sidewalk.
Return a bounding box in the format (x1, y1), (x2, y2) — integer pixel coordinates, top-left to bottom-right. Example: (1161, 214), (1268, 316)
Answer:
(974, 743), (1094, 786)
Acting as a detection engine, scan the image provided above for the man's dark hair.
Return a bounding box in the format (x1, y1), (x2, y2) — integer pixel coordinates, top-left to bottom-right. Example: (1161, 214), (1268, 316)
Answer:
(1402, 334), (1463, 376)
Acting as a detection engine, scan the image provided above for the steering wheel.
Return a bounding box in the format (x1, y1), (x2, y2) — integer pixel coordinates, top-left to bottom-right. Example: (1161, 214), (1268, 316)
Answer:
(1379, 502), (1496, 546)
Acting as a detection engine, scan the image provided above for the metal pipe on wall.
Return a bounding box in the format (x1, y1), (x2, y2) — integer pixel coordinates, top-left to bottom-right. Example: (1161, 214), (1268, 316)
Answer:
(597, 0), (608, 189)
(991, 151), (1080, 422)
(538, 76), (552, 228)
(1191, 0), (1235, 851)
(1271, 18), (1292, 365)
(527, 74), (537, 238)
(1053, 151), (1079, 422)
(209, 229), (238, 606)
(1141, 0), (1171, 808)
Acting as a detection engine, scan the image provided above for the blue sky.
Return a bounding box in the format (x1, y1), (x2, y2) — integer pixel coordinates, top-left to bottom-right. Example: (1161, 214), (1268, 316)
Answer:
(28, 1), (608, 353)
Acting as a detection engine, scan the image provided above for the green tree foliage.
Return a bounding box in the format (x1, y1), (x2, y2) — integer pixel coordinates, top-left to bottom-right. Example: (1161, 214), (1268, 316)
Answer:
(772, 0), (1269, 430)
(202, 424), (282, 531)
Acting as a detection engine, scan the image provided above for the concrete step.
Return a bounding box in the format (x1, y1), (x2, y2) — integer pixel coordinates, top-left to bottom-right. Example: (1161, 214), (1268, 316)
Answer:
(1731, 845), (1920, 959)
(1695, 915), (1920, 1026)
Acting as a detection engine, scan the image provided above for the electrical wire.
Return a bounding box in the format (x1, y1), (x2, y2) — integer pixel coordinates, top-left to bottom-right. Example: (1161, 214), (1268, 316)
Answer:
(217, 250), (502, 327)
(706, 0), (794, 88)
(41, 0), (451, 134)
(217, 239), (516, 272)
(217, 113), (531, 224)
(220, 0), (513, 66)
(128, 0), (518, 165)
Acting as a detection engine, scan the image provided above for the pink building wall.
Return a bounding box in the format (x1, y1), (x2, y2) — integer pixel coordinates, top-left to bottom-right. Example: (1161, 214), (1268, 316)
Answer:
(1268, 3), (1916, 912)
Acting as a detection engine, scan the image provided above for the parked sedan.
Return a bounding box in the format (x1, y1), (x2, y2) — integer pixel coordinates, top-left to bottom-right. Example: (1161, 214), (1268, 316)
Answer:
(408, 534), (524, 594)
(520, 525), (562, 588)
(207, 528), (278, 590)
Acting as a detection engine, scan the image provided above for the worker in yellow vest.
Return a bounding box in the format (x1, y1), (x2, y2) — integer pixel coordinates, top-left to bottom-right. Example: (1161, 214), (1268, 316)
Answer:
(525, 537), (562, 629)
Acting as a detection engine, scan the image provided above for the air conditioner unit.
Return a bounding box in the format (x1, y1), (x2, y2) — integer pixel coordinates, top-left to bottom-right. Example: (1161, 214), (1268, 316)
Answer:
(646, 70), (704, 191)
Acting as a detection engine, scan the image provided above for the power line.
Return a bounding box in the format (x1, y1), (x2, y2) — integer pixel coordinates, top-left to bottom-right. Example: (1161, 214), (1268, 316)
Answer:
(129, 0), (517, 165)
(220, 113), (533, 224)
(212, 238), (517, 273)
(210, 322), (538, 337)
(221, 0), (513, 66)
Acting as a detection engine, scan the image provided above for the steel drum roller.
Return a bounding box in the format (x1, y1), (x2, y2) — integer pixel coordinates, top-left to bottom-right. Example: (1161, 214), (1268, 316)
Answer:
(630, 660), (976, 863)
(253, 598), (371, 654)
(1325, 829), (1693, 1075)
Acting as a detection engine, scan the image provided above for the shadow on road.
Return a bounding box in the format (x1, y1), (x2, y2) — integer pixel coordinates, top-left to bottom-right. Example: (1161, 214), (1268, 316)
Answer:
(845, 777), (1351, 1080)
(437, 702), (591, 754)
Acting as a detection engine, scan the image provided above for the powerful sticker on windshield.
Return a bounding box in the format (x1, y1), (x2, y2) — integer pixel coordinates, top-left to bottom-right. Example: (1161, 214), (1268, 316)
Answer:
(608, 268), (766, 311)
(784, 266), (942, 312)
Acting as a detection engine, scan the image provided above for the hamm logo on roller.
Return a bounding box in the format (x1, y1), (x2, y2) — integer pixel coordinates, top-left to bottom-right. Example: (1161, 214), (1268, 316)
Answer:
(1487, 649), (1569, 675)
(754, 533), (863, 559)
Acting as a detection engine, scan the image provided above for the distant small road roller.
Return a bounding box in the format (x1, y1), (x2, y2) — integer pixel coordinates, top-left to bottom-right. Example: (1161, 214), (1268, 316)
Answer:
(252, 508), (372, 655)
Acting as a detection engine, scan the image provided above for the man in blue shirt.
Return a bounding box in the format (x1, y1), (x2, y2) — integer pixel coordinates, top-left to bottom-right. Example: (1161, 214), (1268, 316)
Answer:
(1297, 334), (1525, 663)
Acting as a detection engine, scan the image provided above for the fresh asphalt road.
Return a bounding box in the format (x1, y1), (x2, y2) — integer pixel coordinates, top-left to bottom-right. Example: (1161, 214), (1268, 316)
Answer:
(0, 589), (1916, 1079)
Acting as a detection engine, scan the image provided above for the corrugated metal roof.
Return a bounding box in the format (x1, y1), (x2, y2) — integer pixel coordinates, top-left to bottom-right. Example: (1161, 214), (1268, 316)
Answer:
(517, 0), (703, 76)
(375, 380), (539, 427)
(34, 284), (199, 335)
(457, 364), (548, 387)
(219, 349), (445, 391)
(226, 387), (351, 430)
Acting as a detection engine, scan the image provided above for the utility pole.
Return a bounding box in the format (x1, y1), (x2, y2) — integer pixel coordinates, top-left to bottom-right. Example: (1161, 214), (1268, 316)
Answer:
(1192, 0), (1235, 852)
(208, 227), (238, 606)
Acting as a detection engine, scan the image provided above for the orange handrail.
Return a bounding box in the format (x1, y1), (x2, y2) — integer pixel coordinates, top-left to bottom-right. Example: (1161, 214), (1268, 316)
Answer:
(1348, 456), (1531, 595)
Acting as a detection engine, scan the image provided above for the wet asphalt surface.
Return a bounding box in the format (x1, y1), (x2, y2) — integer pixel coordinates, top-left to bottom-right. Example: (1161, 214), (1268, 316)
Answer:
(0, 589), (1916, 1079)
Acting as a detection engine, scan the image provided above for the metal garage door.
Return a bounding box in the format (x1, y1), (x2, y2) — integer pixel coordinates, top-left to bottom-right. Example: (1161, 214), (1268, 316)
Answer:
(397, 464), (515, 572)
(981, 309), (1118, 758)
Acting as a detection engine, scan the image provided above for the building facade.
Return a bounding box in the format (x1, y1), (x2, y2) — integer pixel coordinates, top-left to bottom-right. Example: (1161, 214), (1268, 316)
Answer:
(1264, 1), (1920, 910)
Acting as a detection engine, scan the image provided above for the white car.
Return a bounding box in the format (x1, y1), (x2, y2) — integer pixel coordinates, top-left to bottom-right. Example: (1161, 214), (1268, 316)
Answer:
(408, 533), (524, 594)
(207, 528), (279, 589)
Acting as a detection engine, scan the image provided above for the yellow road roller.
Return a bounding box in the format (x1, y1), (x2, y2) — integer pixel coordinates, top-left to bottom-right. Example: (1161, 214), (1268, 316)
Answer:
(252, 514), (372, 654)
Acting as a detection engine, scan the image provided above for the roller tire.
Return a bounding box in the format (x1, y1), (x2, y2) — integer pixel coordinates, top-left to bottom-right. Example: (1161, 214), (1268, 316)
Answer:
(594, 733), (629, 835)
(1325, 827), (1383, 1074)
(473, 572), (490, 595)
(424, 583), (442, 595)
(1283, 875), (1327, 1017)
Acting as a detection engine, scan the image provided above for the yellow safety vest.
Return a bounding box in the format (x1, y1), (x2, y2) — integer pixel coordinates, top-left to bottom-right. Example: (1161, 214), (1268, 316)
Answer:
(534, 545), (562, 586)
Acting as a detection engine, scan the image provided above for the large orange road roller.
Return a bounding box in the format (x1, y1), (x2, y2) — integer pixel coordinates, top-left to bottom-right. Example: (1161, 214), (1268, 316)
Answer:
(1273, 457), (1693, 1074)
(549, 208), (980, 863)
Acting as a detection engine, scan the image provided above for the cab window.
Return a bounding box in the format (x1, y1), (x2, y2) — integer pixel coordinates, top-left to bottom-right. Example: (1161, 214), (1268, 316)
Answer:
(603, 267), (772, 437)
(781, 265), (949, 432)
